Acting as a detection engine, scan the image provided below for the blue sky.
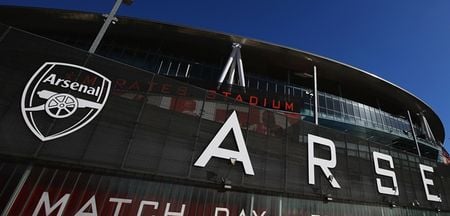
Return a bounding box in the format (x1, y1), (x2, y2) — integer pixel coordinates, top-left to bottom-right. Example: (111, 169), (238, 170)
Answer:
(1, 0), (450, 150)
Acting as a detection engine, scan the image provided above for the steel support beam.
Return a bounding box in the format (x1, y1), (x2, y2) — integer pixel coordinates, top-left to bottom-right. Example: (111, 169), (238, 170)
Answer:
(236, 48), (246, 87)
(218, 47), (238, 84)
(314, 66), (318, 125)
(407, 110), (421, 157)
(218, 43), (245, 88)
(89, 0), (123, 53)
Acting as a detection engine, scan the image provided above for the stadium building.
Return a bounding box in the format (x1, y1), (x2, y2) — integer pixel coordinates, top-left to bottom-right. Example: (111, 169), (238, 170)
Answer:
(0, 5), (449, 216)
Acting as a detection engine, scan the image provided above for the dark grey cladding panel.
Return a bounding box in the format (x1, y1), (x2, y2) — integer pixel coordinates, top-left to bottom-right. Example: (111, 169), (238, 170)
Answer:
(0, 164), (442, 216)
(0, 22), (9, 42)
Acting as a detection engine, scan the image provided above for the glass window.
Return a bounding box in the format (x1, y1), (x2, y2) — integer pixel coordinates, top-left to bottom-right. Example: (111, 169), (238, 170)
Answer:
(122, 48), (136, 65)
(382, 115), (390, 131)
(396, 119), (405, 133)
(348, 142), (358, 150)
(260, 80), (268, 91)
(248, 77), (257, 89)
(285, 86), (292, 96)
(380, 111), (388, 131)
(359, 145), (370, 159)
(326, 96), (334, 118)
(366, 106), (372, 122)
(326, 96), (333, 110)
(110, 45), (124, 60)
(319, 94), (326, 113)
(276, 83), (284, 94)
(390, 116), (398, 132)
(384, 115), (392, 129)
(357, 104), (365, 120)
(157, 60), (169, 74)
(398, 119), (405, 131)
(398, 120), (403, 131)
(402, 120), (411, 132)
(391, 118), (399, 131)
(369, 106), (376, 125)
(342, 100), (348, 114)
(133, 50), (147, 67)
(333, 98), (342, 118)
(383, 112), (390, 128)
(346, 101), (354, 116)
(144, 53), (160, 71)
(188, 63), (203, 79)
(364, 105), (371, 123)
(353, 102), (360, 119)
(406, 121), (412, 132)
(345, 102), (355, 123)
(389, 116), (399, 131)
(202, 67), (215, 81)
(294, 88), (303, 97)
(381, 112), (389, 129)
(374, 109), (381, 125)
(167, 61), (180, 76)
(268, 82), (276, 93)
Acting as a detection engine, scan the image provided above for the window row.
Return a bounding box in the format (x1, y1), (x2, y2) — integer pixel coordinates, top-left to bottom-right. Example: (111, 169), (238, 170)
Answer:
(82, 39), (417, 142)
(314, 92), (412, 138)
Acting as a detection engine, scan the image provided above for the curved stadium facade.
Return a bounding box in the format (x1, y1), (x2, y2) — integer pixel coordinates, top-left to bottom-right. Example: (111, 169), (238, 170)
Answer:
(0, 5), (449, 216)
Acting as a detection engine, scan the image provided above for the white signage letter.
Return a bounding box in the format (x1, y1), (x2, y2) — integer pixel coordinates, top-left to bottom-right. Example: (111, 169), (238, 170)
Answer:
(164, 203), (185, 216)
(32, 192), (70, 216)
(137, 201), (159, 216)
(239, 209), (246, 216)
(372, 151), (399, 195)
(308, 134), (340, 188)
(214, 207), (230, 216)
(253, 211), (267, 216)
(419, 164), (442, 202)
(109, 198), (132, 216)
(194, 111), (254, 175)
(238, 210), (267, 216)
(75, 195), (98, 216)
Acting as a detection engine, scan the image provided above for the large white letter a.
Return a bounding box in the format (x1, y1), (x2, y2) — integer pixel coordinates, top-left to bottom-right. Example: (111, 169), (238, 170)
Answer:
(194, 111), (255, 175)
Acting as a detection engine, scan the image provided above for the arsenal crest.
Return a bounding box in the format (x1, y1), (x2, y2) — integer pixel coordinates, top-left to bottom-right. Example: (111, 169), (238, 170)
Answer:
(21, 62), (111, 141)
